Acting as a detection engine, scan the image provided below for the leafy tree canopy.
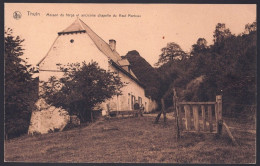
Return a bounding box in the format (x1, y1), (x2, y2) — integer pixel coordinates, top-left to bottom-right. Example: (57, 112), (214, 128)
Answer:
(191, 38), (208, 56)
(5, 28), (36, 139)
(155, 42), (187, 66)
(156, 21), (256, 115)
(244, 21), (256, 34)
(41, 62), (124, 122)
(213, 23), (232, 45)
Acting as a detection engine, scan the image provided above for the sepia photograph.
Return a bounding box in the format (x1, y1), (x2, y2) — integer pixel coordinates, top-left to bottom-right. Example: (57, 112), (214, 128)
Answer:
(4, 3), (257, 163)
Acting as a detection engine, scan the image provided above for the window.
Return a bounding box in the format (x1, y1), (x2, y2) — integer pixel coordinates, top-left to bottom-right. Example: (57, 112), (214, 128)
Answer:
(138, 97), (142, 105)
(128, 93), (130, 105)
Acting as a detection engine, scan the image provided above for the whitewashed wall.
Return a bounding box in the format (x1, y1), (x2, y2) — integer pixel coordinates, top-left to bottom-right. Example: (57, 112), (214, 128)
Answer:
(38, 32), (157, 113)
(102, 65), (155, 112)
(38, 33), (109, 93)
(39, 33), (109, 72)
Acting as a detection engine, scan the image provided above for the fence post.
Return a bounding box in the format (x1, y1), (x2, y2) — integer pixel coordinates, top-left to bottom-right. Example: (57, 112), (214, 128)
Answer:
(215, 101), (218, 133)
(178, 106), (183, 130)
(173, 89), (180, 140)
(216, 95), (223, 135)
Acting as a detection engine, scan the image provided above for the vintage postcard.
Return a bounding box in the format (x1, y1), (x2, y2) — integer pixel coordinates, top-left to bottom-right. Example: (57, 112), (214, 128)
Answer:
(4, 3), (257, 163)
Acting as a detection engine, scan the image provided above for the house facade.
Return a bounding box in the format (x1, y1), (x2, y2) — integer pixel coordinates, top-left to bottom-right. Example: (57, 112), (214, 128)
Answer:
(37, 18), (157, 113)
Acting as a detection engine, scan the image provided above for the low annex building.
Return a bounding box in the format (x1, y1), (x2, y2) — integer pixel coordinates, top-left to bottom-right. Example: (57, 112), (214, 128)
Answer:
(37, 18), (157, 113)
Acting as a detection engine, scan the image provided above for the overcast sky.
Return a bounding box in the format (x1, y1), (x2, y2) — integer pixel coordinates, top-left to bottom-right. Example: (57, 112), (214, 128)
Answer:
(5, 3), (256, 67)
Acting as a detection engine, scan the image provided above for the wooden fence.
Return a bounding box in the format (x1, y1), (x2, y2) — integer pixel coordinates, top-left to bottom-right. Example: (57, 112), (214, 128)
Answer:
(175, 96), (223, 135)
(155, 89), (237, 145)
(171, 87), (225, 140)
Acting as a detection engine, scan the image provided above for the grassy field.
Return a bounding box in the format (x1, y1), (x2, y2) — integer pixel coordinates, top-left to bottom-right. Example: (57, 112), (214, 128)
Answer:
(4, 114), (256, 163)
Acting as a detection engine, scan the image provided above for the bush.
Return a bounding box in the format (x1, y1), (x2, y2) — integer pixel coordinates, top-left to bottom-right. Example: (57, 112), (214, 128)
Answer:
(41, 62), (124, 122)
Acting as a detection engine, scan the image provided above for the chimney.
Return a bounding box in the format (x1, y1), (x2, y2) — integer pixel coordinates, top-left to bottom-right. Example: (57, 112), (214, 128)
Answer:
(109, 39), (116, 51)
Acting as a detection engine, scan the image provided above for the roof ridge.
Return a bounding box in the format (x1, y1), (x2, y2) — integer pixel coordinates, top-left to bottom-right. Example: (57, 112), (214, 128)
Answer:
(78, 18), (121, 62)
(77, 17), (85, 31)
(61, 19), (85, 33)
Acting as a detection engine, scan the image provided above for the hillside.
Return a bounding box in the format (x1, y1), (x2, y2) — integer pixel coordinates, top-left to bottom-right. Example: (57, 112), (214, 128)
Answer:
(155, 26), (256, 114)
(5, 115), (256, 163)
(125, 50), (161, 100)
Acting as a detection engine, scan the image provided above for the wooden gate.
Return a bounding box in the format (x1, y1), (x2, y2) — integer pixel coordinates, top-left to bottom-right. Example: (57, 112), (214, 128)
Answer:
(174, 94), (223, 139)
(155, 89), (237, 144)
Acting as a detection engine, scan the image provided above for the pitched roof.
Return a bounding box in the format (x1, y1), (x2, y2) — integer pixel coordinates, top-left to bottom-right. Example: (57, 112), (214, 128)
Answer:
(37, 18), (140, 84)
(64, 18), (122, 63)
(37, 18), (122, 66)
(61, 18), (85, 32)
(109, 60), (144, 88)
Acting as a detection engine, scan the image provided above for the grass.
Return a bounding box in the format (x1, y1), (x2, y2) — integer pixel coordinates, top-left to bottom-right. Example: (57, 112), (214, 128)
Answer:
(4, 114), (256, 163)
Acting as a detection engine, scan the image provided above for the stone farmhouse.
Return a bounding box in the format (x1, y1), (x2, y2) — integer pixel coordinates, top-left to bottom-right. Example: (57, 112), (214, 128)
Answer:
(37, 18), (157, 113)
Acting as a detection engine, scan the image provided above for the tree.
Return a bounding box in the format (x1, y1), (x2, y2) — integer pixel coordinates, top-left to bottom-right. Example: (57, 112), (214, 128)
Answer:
(244, 21), (256, 34)
(191, 38), (208, 56)
(41, 62), (124, 122)
(156, 21), (256, 115)
(213, 23), (232, 45)
(5, 28), (36, 139)
(155, 42), (187, 66)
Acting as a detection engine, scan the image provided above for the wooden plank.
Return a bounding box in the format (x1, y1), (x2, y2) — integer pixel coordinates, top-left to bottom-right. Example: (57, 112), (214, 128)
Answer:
(192, 105), (199, 131)
(208, 105), (213, 132)
(201, 105), (206, 131)
(178, 105), (183, 130)
(184, 105), (191, 130)
(173, 88), (180, 141)
(223, 121), (238, 146)
(178, 102), (216, 105)
(175, 105), (180, 140)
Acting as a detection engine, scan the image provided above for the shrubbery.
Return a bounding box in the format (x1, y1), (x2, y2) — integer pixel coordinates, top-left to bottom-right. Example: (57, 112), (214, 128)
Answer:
(5, 28), (38, 139)
(41, 62), (124, 122)
(156, 22), (256, 116)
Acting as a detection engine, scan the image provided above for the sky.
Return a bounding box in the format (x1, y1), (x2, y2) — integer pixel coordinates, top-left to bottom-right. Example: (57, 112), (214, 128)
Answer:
(5, 3), (256, 67)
